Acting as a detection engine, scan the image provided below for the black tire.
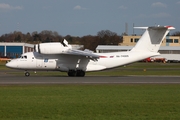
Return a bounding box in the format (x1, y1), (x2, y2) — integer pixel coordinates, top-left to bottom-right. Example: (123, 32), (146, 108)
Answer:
(68, 70), (76, 77)
(76, 70), (85, 77)
(68, 70), (85, 77)
(25, 72), (30, 77)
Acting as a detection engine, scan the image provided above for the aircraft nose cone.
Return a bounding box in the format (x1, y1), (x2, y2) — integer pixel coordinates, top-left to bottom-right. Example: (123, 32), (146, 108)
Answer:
(6, 61), (17, 69)
(6, 62), (12, 68)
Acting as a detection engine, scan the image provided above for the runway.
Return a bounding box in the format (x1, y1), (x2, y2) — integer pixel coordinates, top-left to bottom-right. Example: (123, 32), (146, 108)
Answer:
(1, 75), (180, 85)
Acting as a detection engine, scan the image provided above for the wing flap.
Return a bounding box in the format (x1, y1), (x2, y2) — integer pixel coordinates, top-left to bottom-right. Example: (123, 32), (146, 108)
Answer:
(64, 49), (99, 61)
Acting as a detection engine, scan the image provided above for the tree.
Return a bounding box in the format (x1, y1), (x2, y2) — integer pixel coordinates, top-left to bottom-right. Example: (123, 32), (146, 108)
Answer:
(97, 30), (121, 45)
(13, 31), (24, 42)
(80, 35), (99, 51)
(25, 32), (32, 43)
(64, 35), (73, 43)
(172, 31), (180, 36)
(32, 31), (41, 43)
(97, 30), (117, 38)
(0, 29), (122, 48)
(15, 34), (21, 42)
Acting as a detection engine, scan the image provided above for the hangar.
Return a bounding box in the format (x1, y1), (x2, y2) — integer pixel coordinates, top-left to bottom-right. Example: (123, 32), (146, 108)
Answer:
(0, 42), (34, 58)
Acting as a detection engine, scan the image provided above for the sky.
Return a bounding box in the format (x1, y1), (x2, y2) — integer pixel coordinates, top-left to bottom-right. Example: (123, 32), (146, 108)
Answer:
(0, 0), (180, 37)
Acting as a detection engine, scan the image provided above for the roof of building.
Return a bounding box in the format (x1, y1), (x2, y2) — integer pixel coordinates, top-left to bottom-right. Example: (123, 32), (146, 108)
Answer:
(0, 42), (84, 51)
(0, 42), (34, 48)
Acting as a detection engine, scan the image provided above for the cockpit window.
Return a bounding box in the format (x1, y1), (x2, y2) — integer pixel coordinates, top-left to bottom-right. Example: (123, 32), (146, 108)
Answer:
(20, 55), (27, 59)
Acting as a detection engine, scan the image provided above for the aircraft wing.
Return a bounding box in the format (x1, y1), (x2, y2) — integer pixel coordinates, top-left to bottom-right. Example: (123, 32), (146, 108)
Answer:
(64, 49), (100, 61)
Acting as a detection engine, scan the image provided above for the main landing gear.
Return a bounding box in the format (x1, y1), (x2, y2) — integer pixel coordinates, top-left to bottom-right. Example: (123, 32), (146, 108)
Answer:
(68, 70), (85, 77)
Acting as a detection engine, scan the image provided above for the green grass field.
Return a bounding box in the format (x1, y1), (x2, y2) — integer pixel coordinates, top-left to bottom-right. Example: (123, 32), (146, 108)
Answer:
(1, 62), (180, 119)
(0, 85), (180, 120)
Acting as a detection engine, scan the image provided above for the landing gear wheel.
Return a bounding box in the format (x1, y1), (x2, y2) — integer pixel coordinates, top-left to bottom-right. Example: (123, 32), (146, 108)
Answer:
(76, 70), (85, 77)
(68, 70), (76, 77)
(68, 70), (85, 77)
(25, 72), (30, 77)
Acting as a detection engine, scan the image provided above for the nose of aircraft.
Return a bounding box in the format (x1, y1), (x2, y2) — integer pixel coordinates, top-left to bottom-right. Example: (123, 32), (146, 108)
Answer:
(6, 61), (17, 69)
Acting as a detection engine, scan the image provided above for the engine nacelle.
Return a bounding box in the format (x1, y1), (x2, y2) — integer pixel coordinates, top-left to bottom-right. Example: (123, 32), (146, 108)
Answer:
(34, 42), (72, 54)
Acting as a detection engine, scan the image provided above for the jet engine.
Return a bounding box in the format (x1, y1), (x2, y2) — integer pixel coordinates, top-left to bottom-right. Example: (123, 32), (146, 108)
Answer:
(34, 40), (72, 54)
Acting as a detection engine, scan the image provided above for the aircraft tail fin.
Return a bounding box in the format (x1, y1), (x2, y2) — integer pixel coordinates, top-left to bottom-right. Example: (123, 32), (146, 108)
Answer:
(131, 26), (175, 52)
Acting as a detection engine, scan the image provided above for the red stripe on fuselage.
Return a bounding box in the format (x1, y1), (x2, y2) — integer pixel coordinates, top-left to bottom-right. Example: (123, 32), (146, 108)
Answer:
(99, 56), (114, 58)
(99, 56), (108, 58)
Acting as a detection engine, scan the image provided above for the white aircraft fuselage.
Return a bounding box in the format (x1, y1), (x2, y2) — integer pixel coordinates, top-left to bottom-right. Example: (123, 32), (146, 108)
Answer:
(6, 51), (159, 72)
(6, 25), (175, 77)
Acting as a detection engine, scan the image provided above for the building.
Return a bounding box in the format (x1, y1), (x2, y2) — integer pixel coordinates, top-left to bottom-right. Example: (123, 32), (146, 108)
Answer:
(120, 35), (180, 46)
(0, 43), (34, 58)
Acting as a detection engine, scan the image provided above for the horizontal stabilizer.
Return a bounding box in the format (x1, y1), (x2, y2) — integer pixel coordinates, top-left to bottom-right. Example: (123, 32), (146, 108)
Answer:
(134, 27), (148, 29)
(134, 26), (175, 30)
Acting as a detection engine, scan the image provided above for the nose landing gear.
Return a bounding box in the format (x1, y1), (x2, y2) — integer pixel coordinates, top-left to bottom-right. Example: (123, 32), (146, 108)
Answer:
(24, 71), (30, 77)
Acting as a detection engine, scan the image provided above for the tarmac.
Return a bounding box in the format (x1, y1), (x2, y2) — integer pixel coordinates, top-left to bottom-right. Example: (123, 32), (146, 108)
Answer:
(0, 75), (180, 85)
(1, 69), (180, 85)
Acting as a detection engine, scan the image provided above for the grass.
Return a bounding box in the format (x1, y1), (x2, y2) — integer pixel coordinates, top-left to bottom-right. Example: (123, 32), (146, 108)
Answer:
(0, 61), (8, 70)
(1, 62), (180, 119)
(0, 84), (180, 120)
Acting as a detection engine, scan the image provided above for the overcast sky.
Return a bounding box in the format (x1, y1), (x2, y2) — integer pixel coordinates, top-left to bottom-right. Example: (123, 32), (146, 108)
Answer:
(0, 0), (180, 36)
